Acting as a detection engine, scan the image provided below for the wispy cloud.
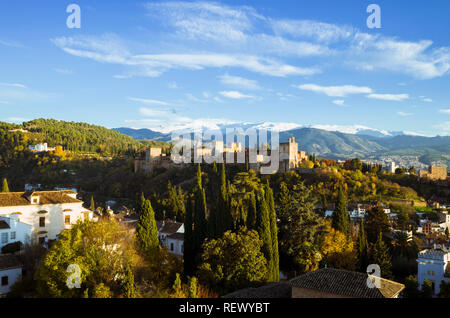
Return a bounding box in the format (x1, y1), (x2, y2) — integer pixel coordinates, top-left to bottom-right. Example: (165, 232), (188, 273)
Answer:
(219, 74), (261, 90)
(128, 97), (170, 106)
(367, 93), (409, 101)
(297, 84), (372, 97)
(0, 82), (27, 88)
(54, 68), (73, 75)
(439, 109), (450, 114)
(219, 90), (255, 99)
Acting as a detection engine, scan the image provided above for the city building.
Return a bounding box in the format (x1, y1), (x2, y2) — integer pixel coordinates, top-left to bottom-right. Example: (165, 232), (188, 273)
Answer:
(417, 245), (450, 295)
(385, 161), (397, 173)
(166, 232), (184, 257)
(0, 190), (94, 244)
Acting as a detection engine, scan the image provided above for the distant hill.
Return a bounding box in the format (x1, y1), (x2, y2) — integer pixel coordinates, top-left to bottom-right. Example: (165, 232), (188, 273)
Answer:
(113, 127), (168, 141)
(4, 119), (145, 156)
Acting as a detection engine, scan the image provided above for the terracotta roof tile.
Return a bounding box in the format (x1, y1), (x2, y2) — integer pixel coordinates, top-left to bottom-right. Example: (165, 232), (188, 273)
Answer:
(289, 268), (405, 298)
(0, 254), (22, 270)
(0, 191), (81, 207)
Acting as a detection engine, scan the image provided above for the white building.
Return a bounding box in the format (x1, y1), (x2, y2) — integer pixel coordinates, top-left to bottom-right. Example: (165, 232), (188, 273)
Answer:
(385, 161), (398, 173)
(0, 214), (31, 252)
(156, 221), (184, 256)
(0, 254), (22, 296)
(417, 245), (450, 295)
(28, 143), (55, 153)
(166, 232), (184, 256)
(0, 190), (94, 244)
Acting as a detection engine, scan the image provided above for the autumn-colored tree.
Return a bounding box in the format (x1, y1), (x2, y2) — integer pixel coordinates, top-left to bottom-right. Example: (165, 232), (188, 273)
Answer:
(320, 227), (357, 270)
(1, 178), (9, 192)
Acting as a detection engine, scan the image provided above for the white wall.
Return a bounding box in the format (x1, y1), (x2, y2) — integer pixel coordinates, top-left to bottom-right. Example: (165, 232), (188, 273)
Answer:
(166, 238), (183, 256)
(0, 202), (88, 243)
(417, 252), (450, 295)
(0, 267), (21, 295)
(0, 215), (31, 252)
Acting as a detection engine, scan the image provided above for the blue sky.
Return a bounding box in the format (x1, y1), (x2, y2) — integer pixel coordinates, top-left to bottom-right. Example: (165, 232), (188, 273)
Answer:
(1, 0), (449, 136)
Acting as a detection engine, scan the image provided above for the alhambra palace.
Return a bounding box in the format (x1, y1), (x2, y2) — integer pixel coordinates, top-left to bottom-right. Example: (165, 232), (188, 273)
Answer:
(135, 137), (308, 174)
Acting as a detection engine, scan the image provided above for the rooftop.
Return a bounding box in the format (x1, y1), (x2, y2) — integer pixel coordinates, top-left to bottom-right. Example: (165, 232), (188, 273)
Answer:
(0, 254), (22, 271)
(167, 232), (184, 241)
(0, 220), (10, 229)
(157, 220), (183, 234)
(289, 268), (405, 298)
(223, 283), (292, 299)
(0, 190), (81, 207)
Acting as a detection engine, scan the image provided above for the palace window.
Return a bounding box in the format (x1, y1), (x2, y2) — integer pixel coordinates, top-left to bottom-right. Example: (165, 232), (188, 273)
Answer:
(39, 217), (45, 227)
(65, 215), (71, 225)
(10, 232), (16, 240)
(1, 232), (7, 244)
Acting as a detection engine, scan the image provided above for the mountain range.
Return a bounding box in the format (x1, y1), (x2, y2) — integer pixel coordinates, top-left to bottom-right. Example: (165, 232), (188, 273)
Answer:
(113, 123), (450, 164)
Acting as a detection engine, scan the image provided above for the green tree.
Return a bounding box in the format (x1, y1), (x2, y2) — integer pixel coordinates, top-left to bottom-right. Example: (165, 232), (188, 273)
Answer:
(171, 273), (186, 298)
(403, 275), (419, 298)
(194, 164), (208, 251)
(122, 265), (136, 298)
(90, 196), (95, 211)
(1, 178), (9, 192)
(332, 187), (349, 236)
(184, 195), (195, 276)
(198, 229), (268, 295)
(357, 219), (370, 272)
(420, 279), (433, 298)
(438, 281), (450, 298)
(246, 191), (257, 230)
(265, 182), (279, 282)
(365, 204), (391, 243)
(256, 193), (273, 281)
(188, 277), (198, 298)
(34, 218), (137, 297)
(371, 232), (393, 279)
(137, 199), (159, 255)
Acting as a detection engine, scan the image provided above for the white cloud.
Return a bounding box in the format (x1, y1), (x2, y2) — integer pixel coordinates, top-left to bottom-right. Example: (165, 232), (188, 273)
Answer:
(139, 107), (176, 117)
(0, 82), (27, 88)
(397, 111), (414, 117)
(128, 97), (170, 106)
(219, 91), (254, 99)
(270, 19), (354, 43)
(168, 81), (178, 89)
(297, 84), (372, 97)
(420, 96), (433, 102)
(0, 100), (9, 104)
(367, 94), (409, 101)
(52, 35), (318, 77)
(332, 100), (345, 106)
(439, 109), (450, 115)
(219, 74), (261, 90)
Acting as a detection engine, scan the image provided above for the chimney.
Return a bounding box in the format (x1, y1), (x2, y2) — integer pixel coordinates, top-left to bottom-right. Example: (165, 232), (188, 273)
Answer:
(292, 137), (295, 143)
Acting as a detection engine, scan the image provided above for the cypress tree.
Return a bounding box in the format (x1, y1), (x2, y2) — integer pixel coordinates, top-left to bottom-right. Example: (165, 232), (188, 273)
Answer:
(371, 232), (393, 279)
(246, 191), (257, 230)
(90, 196), (95, 211)
(194, 164), (207, 250)
(265, 182), (279, 282)
(1, 178), (10, 193)
(256, 193), (273, 282)
(122, 266), (136, 298)
(184, 195), (195, 276)
(332, 186), (349, 236)
(217, 163), (231, 236)
(137, 199), (159, 255)
(357, 219), (369, 272)
(188, 277), (198, 298)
